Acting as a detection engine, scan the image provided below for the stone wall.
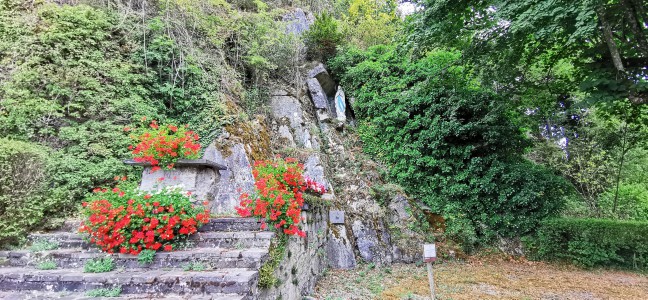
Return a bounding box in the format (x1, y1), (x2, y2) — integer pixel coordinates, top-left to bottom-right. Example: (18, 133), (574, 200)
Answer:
(258, 206), (329, 300)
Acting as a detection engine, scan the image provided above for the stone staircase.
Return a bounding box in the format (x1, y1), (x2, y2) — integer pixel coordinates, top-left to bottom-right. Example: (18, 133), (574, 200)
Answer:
(0, 218), (272, 300)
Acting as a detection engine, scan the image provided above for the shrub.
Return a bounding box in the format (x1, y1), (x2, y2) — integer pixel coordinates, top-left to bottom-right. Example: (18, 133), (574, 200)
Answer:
(128, 119), (201, 172)
(79, 181), (210, 254)
(0, 4), (159, 219)
(236, 157), (326, 237)
(526, 218), (648, 269)
(304, 12), (344, 62)
(329, 46), (572, 240)
(0, 139), (56, 247)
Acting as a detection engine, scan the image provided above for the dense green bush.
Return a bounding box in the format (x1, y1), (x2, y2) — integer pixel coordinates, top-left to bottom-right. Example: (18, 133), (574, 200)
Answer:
(304, 12), (344, 61)
(330, 45), (572, 239)
(526, 218), (648, 269)
(0, 139), (57, 246)
(0, 4), (155, 215)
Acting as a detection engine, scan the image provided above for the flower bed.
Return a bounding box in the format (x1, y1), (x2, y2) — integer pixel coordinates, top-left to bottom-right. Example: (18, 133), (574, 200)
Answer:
(79, 180), (210, 254)
(126, 118), (201, 173)
(236, 157), (327, 237)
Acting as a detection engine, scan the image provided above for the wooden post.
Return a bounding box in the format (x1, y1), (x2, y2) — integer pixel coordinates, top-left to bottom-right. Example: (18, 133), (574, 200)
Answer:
(426, 261), (436, 299)
(423, 244), (437, 299)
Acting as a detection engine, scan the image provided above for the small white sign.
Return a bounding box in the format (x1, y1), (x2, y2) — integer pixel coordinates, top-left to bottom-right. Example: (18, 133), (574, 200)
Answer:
(424, 244), (436, 262)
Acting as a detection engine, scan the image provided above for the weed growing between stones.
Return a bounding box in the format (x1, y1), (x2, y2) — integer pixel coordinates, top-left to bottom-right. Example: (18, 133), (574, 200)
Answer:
(183, 262), (207, 271)
(258, 234), (288, 288)
(29, 240), (59, 252)
(138, 249), (156, 265)
(86, 286), (121, 297)
(84, 257), (115, 273)
(36, 260), (57, 270)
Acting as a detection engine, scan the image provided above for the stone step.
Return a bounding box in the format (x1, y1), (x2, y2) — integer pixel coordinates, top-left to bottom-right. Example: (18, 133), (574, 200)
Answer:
(0, 291), (246, 300)
(199, 218), (261, 232)
(27, 231), (274, 250)
(0, 247), (268, 270)
(46, 218), (260, 235)
(0, 267), (258, 296)
(192, 232), (274, 248)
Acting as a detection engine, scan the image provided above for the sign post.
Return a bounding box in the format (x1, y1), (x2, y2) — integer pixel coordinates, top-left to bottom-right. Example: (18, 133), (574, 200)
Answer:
(423, 243), (437, 299)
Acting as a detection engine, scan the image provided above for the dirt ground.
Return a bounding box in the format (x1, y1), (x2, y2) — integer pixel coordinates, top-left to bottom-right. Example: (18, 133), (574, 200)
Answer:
(313, 257), (648, 300)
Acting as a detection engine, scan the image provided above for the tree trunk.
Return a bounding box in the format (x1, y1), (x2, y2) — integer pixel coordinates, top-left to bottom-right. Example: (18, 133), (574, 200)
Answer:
(613, 121), (629, 214)
(620, 0), (648, 57)
(597, 6), (626, 72)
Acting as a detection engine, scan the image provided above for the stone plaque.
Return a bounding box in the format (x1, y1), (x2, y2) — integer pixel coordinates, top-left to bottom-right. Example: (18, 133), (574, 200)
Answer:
(335, 86), (346, 122)
(329, 210), (345, 224)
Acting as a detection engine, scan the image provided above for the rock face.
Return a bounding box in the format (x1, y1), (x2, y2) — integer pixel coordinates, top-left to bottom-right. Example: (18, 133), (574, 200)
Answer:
(306, 78), (328, 110)
(326, 224), (357, 269)
(307, 63), (336, 96)
(270, 95), (312, 149)
(283, 8), (313, 35)
(204, 143), (256, 214)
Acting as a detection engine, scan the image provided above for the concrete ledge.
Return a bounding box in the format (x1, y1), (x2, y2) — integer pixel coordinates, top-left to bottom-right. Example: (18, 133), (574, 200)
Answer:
(123, 159), (228, 170)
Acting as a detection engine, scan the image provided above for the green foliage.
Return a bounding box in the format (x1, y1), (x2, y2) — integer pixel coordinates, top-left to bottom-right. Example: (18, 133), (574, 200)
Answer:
(409, 3), (648, 223)
(598, 184), (648, 221)
(0, 4), (156, 220)
(138, 249), (156, 265)
(258, 234), (287, 288)
(368, 183), (404, 207)
(86, 287), (122, 297)
(443, 216), (478, 254)
(0, 0), (250, 228)
(29, 240), (59, 252)
(526, 218), (648, 269)
(304, 12), (344, 61)
(409, 0), (648, 105)
(84, 257), (115, 273)
(341, 0), (400, 48)
(242, 87), (270, 115)
(135, 16), (228, 140)
(0, 139), (57, 247)
(330, 45), (572, 239)
(36, 260), (57, 270)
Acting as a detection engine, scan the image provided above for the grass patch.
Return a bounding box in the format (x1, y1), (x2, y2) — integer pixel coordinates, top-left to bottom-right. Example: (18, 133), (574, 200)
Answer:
(183, 262), (207, 271)
(86, 286), (121, 297)
(29, 240), (59, 252)
(84, 257), (115, 273)
(36, 260), (57, 270)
